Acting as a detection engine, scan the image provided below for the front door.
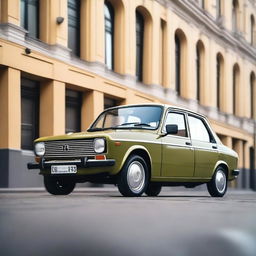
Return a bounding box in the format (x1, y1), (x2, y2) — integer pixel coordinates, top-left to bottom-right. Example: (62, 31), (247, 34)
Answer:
(161, 112), (194, 177)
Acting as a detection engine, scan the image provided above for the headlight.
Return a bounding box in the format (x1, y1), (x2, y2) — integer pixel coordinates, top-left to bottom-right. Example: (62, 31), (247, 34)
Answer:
(94, 138), (105, 154)
(35, 142), (45, 156)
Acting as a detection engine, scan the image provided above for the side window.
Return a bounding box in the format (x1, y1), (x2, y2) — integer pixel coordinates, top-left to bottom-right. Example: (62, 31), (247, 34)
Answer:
(188, 115), (210, 142)
(164, 112), (187, 137)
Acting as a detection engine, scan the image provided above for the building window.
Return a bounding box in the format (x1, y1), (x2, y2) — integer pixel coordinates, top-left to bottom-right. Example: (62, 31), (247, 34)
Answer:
(20, 0), (39, 38)
(136, 11), (144, 82)
(160, 19), (167, 86)
(232, 0), (239, 32)
(65, 89), (82, 133)
(251, 15), (255, 46)
(68, 0), (80, 57)
(175, 35), (181, 95)
(21, 78), (39, 150)
(216, 0), (222, 17)
(216, 53), (223, 110)
(104, 97), (119, 109)
(104, 1), (114, 70)
(233, 64), (239, 115)
(250, 72), (255, 119)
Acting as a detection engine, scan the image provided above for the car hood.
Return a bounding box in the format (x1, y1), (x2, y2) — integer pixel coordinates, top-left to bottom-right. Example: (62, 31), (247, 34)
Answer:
(34, 129), (158, 143)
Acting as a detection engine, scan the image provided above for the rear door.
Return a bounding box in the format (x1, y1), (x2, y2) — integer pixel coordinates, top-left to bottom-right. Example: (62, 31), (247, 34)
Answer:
(187, 115), (219, 178)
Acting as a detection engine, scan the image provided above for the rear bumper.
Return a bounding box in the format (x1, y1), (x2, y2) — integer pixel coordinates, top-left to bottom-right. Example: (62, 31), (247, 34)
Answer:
(27, 158), (115, 170)
(232, 169), (240, 177)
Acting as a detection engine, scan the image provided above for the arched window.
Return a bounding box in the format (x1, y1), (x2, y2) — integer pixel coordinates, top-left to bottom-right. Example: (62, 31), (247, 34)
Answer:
(196, 41), (204, 103)
(251, 15), (255, 46)
(136, 11), (144, 81)
(68, 0), (80, 56)
(175, 29), (187, 97)
(232, 0), (239, 32)
(233, 64), (240, 115)
(216, 53), (224, 110)
(250, 72), (255, 119)
(175, 35), (181, 95)
(105, 1), (114, 70)
(20, 0), (39, 38)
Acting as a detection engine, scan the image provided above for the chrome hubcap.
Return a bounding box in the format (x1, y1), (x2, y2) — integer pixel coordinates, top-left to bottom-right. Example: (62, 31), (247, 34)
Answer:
(127, 161), (145, 193)
(215, 170), (226, 193)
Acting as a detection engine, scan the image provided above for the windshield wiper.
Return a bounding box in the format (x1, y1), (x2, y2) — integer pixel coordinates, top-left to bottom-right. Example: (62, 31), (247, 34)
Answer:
(118, 122), (152, 127)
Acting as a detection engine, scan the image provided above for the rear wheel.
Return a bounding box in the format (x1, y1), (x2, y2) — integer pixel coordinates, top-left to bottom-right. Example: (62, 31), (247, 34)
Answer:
(117, 155), (149, 197)
(145, 183), (162, 197)
(44, 176), (76, 195)
(207, 167), (227, 197)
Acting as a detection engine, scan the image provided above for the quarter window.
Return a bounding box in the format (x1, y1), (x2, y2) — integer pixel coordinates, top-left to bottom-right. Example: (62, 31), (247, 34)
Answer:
(188, 116), (210, 142)
(164, 112), (187, 137)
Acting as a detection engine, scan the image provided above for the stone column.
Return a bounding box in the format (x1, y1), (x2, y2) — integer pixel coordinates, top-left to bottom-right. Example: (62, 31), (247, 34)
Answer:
(0, 67), (21, 149)
(81, 90), (104, 130)
(40, 80), (65, 136)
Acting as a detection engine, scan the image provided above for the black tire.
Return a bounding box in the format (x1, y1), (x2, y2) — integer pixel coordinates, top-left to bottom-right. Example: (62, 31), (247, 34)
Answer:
(207, 167), (227, 197)
(44, 176), (76, 195)
(145, 183), (162, 196)
(117, 155), (149, 197)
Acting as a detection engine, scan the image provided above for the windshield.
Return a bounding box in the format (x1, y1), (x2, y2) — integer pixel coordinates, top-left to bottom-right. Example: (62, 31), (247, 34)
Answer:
(89, 105), (163, 131)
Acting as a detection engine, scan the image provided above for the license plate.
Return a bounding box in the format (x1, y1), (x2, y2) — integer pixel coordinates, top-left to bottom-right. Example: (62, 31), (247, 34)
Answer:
(51, 165), (77, 174)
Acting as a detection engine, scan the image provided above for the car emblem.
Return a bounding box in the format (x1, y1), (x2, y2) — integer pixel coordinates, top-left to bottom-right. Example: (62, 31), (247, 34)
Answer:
(62, 144), (70, 151)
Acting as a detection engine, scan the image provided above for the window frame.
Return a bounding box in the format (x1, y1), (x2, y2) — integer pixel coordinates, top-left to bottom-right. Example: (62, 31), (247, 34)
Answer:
(161, 110), (189, 139)
(187, 114), (216, 144)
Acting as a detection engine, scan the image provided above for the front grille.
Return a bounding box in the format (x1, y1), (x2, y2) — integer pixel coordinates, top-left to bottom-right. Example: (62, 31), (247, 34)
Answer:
(44, 139), (95, 158)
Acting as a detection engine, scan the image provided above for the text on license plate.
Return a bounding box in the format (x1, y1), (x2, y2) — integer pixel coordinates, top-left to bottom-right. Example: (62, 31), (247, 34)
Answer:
(51, 165), (77, 174)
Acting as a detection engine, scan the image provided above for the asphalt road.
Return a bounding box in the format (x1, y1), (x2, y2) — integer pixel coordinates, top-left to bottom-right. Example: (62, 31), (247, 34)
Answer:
(0, 187), (256, 256)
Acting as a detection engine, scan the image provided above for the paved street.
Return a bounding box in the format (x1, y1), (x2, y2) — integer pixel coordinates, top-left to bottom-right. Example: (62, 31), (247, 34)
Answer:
(0, 187), (256, 256)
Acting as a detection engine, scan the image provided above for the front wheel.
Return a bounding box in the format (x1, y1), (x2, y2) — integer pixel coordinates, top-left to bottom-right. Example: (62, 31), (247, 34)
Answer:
(117, 155), (149, 197)
(207, 167), (227, 197)
(44, 176), (76, 195)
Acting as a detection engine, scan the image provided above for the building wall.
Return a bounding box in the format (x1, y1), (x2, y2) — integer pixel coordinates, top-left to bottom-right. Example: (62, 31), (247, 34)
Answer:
(0, 0), (255, 188)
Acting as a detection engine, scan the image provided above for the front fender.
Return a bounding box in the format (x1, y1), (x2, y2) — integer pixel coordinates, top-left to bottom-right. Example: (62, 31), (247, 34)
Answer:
(120, 145), (152, 172)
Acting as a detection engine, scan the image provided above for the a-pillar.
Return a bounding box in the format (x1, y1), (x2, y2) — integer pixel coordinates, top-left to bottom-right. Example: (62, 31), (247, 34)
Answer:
(81, 90), (104, 130)
(40, 80), (65, 136)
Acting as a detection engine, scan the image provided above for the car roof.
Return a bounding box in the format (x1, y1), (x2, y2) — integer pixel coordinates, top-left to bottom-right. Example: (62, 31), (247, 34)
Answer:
(106, 103), (206, 119)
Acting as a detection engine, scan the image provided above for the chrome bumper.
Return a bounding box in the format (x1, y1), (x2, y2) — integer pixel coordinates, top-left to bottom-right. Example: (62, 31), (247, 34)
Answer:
(27, 158), (115, 170)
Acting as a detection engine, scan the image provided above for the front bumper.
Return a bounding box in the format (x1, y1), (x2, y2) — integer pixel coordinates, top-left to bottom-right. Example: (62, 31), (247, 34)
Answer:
(27, 158), (115, 170)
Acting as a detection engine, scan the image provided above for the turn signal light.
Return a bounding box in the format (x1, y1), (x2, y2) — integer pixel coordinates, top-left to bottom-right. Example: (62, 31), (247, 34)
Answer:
(35, 157), (41, 163)
(95, 155), (106, 160)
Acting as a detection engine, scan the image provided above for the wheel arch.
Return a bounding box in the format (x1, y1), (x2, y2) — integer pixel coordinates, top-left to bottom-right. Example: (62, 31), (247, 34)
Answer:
(120, 145), (152, 178)
(213, 161), (229, 179)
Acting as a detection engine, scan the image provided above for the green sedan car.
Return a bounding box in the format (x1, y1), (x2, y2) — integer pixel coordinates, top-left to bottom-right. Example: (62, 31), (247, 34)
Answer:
(28, 104), (239, 197)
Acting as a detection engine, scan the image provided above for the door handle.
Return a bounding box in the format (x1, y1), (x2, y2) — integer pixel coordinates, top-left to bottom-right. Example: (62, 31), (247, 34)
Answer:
(185, 142), (191, 146)
(212, 145), (217, 149)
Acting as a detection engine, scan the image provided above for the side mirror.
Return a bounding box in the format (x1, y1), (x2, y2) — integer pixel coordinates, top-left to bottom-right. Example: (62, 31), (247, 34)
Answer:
(166, 124), (178, 135)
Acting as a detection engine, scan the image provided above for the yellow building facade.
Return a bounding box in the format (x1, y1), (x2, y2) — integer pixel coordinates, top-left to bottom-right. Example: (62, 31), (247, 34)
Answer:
(0, 0), (255, 188)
